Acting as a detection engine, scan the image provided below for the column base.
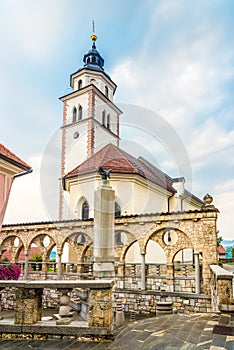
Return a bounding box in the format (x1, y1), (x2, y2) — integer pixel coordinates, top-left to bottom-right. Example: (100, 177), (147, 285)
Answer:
(93, 262), (115, 278)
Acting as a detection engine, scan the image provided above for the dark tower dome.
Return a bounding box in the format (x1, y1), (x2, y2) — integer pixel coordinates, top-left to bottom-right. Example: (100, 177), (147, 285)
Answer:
(83, 33), (104, 72)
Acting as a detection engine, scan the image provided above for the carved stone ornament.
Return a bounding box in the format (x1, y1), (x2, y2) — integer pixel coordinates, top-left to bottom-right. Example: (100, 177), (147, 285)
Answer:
(203, 193), (213, 206)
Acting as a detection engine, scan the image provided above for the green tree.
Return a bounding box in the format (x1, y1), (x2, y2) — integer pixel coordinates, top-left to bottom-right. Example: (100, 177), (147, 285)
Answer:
(231, 247), (234, 258)
(217, 234), (223, 246)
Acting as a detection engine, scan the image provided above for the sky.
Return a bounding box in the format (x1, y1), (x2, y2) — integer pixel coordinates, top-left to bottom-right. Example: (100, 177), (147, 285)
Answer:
(1, 0), (234, 240)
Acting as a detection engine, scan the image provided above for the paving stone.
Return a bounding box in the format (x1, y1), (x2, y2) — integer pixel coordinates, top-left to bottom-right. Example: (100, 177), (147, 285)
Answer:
(226, 339), (234, 350)
(211, 334), (226, 348)
(0, 313), (232, 350)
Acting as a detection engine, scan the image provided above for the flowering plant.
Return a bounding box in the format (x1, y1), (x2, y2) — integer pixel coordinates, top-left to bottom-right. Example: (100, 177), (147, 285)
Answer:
(0, 264), (21, 280)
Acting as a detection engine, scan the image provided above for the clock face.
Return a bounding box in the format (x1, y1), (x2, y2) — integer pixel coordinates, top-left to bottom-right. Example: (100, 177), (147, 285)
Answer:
(73, 131), (79, 139)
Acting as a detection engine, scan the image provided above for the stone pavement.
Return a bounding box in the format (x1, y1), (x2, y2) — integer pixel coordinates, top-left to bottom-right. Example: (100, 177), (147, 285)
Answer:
(0, 313), (233, 350)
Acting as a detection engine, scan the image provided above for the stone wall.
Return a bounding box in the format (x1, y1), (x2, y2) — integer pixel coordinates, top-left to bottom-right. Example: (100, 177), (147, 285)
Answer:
(114, 290), (211, 314)
(116, 275), (196, 293)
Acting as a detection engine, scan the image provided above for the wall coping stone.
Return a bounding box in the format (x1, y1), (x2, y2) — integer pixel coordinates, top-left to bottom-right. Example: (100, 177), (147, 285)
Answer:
(210, 265), (233, 280)
(0, 280), (114, 289)
(115, 288), (211, 300)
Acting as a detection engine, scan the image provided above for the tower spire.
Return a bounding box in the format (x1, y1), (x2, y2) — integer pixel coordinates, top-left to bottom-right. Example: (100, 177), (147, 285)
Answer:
(91, 20), (97, 48)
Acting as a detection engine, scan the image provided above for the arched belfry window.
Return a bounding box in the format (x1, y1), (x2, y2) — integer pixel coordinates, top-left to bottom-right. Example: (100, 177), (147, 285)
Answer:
(82, 201), (89, 220)
(72, 107), (77, 123)
(107, 114), (110, 130)
(78, 79), (82, 90)
(102, 110), (106, 126)
(78, 105), (82, 120)
(105, 86), (109, 98)
(115, 202), (121, 218)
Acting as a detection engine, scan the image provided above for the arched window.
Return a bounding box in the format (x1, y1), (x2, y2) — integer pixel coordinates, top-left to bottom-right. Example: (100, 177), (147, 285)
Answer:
(78, 79), (82, 90)
(105, 86), (109, 98)
(102, 110), (106, 126)
(87, 57), (90, 64)
(72, 107), (77, 123)
(115, 202), (121, 218)
(92, 56), (96, 63)
(78, 105), (82, 120)
(82, 201), (89, 220)
(107, 114), (110, 130)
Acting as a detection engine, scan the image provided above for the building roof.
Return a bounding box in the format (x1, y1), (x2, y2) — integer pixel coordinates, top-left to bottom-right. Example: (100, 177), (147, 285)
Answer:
(0, 143), (31, 172)
(218, 244), (227, 255)
(64, 143), (177, 193)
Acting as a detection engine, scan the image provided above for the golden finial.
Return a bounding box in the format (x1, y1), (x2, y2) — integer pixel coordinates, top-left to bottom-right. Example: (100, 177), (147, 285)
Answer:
(91, 19), (97, 42)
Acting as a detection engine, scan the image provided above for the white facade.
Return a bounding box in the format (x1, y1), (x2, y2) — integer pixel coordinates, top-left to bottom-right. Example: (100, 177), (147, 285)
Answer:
(65, 173), (202, 220)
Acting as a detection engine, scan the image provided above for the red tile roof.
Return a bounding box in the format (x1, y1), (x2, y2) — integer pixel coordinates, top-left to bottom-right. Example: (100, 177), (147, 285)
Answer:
(0, 143), (31, 171)
(65, 143), (176, 193)
(218, 245), (227, 255)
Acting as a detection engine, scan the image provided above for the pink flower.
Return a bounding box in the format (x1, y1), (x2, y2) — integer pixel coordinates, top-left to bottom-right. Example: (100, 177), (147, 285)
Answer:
(0, 264), (21, 280)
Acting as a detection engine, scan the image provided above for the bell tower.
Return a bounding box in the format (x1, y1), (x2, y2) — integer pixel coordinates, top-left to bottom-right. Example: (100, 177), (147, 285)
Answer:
(59, 29), (122, 219)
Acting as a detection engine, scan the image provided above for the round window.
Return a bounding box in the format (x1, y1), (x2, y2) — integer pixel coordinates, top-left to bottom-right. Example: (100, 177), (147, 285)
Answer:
(43, 235), (50, 248)
(163, 230), (178, 246)
(14, 237), (20, 247)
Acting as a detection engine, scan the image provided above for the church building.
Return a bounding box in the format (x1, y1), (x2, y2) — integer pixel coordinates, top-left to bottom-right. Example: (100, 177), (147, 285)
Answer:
(0, 30), (219, 298)
(59, 32), (203, 221)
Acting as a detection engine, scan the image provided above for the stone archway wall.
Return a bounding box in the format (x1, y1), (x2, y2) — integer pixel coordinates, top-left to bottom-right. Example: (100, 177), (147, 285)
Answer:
(0, 207), (218, 295)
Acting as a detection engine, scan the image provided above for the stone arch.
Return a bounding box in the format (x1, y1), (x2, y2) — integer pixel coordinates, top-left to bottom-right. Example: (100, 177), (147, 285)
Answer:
(114, 230), (136, 262)
(124, 240), (141, 263)
(173, 247), (194, 263)
(144, 226), (194, 264)
(61, 231), (92, 263)
(80, 242), (93, 262)
(145, 240), (167, 264)
(28, 232), (57, 262)
(0, 235), (25, 262)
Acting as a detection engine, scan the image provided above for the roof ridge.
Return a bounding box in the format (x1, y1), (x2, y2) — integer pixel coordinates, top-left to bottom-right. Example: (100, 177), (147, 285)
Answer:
(138, 156), (173, 182)
(0, 143), (31, 170)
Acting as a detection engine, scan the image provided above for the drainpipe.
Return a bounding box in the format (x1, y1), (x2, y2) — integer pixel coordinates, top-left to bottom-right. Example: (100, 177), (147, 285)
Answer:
(167, 193), (174, 212)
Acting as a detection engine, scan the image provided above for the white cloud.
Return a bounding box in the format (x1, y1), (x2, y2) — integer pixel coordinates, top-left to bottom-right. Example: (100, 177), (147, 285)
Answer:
(0, 0), (68, 62)
(188, 119), (234, 168)
(215, 190), (234, 240)
(215, 179), (234, 194)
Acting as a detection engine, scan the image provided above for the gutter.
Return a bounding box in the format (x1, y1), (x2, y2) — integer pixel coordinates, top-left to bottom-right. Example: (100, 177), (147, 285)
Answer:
(14, 168), (33, 179)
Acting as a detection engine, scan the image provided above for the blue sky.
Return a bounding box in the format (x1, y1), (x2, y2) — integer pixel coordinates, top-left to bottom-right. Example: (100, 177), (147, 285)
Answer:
(1, 0), (234, 240)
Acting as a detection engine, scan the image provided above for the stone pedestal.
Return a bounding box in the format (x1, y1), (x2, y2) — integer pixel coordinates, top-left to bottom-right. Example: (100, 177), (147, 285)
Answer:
(93, 179), (115, 278)
(15, 288), (42, 324)
(89, 286), (113, 331)
(115, 298), (125, 327)
(56, 288), (73, 325)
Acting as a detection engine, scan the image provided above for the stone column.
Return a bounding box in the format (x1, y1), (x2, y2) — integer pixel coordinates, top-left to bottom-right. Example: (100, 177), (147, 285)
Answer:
(24, 251), (29, 280)
(93, 178), (115, 278)
(194, 253), (200, 294)
(166, 264), (174, 292)
(141, 253), (146, 290)
(57, 253), (62, 279)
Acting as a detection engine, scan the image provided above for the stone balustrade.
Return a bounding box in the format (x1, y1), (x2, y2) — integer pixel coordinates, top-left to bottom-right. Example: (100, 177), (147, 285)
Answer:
(0, 280), (114, 336)
(13, 261), (201, 294)
(210, 264), (234, 312)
